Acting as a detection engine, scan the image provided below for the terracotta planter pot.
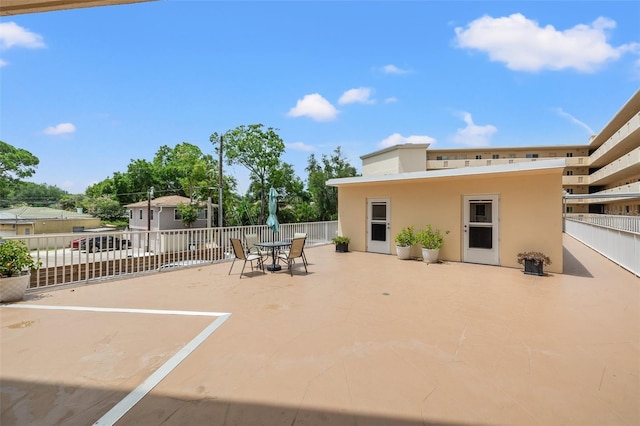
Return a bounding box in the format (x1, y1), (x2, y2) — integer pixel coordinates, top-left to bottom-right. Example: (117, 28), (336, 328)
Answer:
(0, 273), (30, 303)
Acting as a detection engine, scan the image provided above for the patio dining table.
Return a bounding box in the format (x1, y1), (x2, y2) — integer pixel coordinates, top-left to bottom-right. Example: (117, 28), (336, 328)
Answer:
(255, 241), (292, 272)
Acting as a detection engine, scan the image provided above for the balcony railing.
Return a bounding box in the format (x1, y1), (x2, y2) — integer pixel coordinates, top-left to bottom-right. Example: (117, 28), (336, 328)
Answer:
(3, 221), (338, 291)
(565, 214), (640, 276)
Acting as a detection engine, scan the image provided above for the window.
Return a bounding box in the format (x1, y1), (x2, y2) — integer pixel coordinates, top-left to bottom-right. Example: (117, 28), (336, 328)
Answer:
(174, 209), (182, 221)
(436, 155), (448, 161)
(492, 154), (499, 159)
(566, 170), (573, 176)
(197, 209), (207, 220)
(566, 188), (574, 194)
(567, 207), (573, 213)
(129, 210), (133, 219)
(24, 228), (31, 235)
(150, 209), (154, 221)
(525, 153), (539, 158)
(475, 155), (482, 160)
(139, 209), (143, 220)
(566, 153), (573, 157)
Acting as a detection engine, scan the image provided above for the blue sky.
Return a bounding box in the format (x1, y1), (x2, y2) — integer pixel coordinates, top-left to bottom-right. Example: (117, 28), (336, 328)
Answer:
(1, 1), (639, 195)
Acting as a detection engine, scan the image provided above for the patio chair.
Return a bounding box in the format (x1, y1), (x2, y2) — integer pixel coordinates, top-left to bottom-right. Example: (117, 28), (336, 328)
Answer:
(277, 237), (308, 276)
(228, 238), (265, 278)
(278, 232), (308, 265)
(244, 233), (268, 266)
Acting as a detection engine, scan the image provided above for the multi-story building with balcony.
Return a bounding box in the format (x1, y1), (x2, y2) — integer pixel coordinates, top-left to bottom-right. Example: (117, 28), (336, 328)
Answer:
(422, 90), (640, 215)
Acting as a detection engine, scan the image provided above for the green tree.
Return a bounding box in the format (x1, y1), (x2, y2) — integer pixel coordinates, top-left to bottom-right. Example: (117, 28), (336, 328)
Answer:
(176, 202), (198, 228)
(306, 147), (357, 221)
(212, 124), (285, 224)
(0, 141), (39, 200)
(3, 181), (68, 207)
(85, 196), (126, 222)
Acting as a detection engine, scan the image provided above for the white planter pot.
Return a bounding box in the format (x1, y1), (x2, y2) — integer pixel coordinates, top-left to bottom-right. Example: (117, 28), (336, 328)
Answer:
(421, 248), (440, 264)
(0, 273), (30, 303)
(396, 245), (412, 260)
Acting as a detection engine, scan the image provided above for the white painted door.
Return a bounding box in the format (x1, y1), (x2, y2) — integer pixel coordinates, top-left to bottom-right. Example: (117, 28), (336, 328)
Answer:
(367, 198), (390, 254)
(463, 195), (499, 265)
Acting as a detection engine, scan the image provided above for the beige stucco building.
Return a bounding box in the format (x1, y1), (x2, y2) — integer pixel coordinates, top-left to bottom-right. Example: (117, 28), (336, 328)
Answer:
(328, 160), (565, 274)
(330, 90), (639, 273)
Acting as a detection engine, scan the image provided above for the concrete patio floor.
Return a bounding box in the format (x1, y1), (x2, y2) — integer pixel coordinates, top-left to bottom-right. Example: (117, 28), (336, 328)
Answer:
(1, 235), (638, 425)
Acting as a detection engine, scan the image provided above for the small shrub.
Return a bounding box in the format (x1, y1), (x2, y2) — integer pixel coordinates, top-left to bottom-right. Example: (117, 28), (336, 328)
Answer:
(0, 239), (41, 278)
(394, 226), (417, 247)
(517, 251), (551, 266)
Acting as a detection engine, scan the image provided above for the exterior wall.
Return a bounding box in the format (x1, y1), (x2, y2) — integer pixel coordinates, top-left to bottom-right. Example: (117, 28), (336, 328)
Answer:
(336, 169), (564, 273)
(362, 144), (428, 176)
(0, 218), (100, 235)
(127, 207), (208, 231)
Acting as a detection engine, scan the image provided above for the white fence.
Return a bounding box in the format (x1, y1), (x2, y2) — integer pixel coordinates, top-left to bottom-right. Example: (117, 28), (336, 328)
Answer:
(3, 221), (338, 290)
(565, 215), (640, 277)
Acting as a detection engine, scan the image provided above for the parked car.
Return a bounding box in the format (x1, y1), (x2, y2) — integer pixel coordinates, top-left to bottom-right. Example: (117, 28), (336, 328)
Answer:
(68, 235), (121, 252)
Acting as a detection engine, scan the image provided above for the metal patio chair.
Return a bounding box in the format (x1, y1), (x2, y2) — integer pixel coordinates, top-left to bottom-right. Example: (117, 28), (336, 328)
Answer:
(228, 238), (265, 278)
(277, 236), (308, 276)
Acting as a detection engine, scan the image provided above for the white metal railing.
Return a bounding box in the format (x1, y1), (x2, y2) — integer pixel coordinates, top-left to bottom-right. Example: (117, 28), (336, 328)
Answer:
(566, 214), (640, 233)
(565, 215), (640, 277)
(3, 221), (338, 291)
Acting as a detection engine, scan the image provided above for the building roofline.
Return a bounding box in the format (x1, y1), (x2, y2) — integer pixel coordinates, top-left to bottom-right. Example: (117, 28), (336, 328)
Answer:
(327, 159), (566, 187)
(360, 143), (431, 160)
(427, 144), (588, 153)
(589, 89), (640, 150)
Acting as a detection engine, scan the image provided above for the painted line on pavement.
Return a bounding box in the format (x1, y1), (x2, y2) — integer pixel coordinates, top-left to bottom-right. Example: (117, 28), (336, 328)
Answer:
(1, 303), (231, 426)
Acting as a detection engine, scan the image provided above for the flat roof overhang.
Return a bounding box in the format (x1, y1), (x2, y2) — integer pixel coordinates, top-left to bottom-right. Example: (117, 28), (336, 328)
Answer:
(327, 158), (567, 187)
(0, 0), (156, 16)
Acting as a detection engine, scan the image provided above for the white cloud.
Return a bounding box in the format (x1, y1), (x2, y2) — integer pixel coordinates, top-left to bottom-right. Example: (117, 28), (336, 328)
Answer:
(384, 97), (398, 103)
(554, 107), (595, 135)
(0, 58), (7, 68)
(287, 93), (339, 122)
(43, 122), (76, 135)
(286, 141), (315, 152)
(381, 64), (411, 75)
(379, 133), (436, 148)
(452, 112), (497, 147)
(0, 22), (46, 50)
(338, 87), (375, 105)
(455, 14), (638, 72)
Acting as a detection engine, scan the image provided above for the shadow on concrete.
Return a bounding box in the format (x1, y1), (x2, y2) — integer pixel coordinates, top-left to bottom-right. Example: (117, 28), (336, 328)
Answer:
(1, 378), (469, 426)
(562, 246), (594, 278)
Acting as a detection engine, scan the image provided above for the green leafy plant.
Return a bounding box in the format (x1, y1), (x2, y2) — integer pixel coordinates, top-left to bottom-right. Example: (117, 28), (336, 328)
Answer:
(517, 251), (551, 266)
(394, 226), (416, 247)
(332, 236), (350, 245)
(416, 225), (450, 249)
(0, 239), (41, 278)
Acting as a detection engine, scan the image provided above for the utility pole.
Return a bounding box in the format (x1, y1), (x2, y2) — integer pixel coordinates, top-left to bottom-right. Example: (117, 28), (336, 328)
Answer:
(218, 135), (223, 228)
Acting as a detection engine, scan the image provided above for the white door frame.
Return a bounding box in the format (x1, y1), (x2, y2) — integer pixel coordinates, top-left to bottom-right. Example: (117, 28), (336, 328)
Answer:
(367, 198), (390, 254)
(463, 194), (500, 265)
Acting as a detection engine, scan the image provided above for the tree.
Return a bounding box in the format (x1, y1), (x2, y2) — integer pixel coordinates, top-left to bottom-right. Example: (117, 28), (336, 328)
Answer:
(306, 147), (357, 221)
(85, 196), (126, 222)
(2, 181), (68, 208)
(0, 141), (39, 199)
(212, 124), (285, 223)
(176, 202), (198, 228)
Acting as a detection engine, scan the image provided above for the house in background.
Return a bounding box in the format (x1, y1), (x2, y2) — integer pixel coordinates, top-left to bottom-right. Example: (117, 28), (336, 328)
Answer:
(125, 195), (210, 252)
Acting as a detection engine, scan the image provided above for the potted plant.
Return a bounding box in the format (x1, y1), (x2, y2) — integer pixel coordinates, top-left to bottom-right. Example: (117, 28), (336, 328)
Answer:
(416, 225), (449, 263)
(394, 226), (416, 260)
(517, 251), (551, 276)
(0, 239), (41, 302)
(332, 236), (350, 253)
